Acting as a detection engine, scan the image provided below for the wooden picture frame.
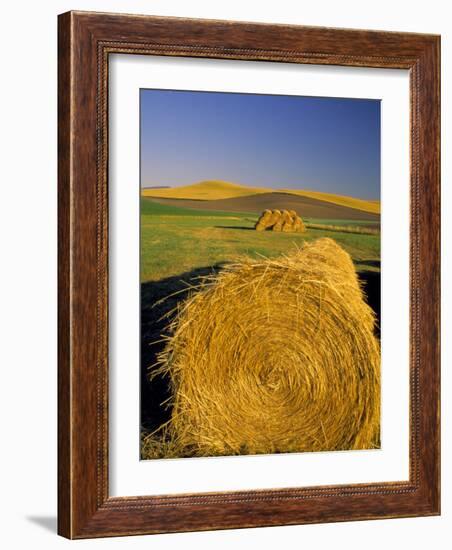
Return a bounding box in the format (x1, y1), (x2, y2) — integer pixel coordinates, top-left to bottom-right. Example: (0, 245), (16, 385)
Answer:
(58, 11), (440, 539)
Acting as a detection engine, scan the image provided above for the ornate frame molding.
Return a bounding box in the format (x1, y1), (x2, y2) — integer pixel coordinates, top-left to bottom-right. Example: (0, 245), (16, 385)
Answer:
(58, 11), (440, 538)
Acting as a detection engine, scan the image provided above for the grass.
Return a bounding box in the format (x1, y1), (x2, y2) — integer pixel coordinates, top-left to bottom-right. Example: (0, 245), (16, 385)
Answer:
(140, 198), (380, 282)
(303, 218), (380, 227)
(140, 198), (381, 451)
(305, 223), (380, 235)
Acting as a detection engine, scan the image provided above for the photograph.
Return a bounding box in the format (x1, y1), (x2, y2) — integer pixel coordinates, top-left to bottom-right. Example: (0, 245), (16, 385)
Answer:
(140, 89), (382, 460)
(0, 0), (444, 544)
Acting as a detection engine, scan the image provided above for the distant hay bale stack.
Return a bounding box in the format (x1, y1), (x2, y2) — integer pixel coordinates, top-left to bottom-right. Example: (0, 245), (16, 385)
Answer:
(147, 238), (380, 458)
(254, 209), (306, 233)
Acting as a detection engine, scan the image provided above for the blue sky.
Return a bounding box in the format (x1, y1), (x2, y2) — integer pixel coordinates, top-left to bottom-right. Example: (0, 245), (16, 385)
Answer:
(140, 89), (380, 200)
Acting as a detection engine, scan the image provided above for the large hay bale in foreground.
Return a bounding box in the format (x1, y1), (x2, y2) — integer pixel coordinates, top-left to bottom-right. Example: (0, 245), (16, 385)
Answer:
(150, 238), (380, 458)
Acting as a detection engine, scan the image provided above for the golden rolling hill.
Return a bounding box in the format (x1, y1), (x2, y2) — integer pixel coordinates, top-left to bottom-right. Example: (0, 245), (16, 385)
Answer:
(142, 180), (268, 201)
(142, 180), (380, 215)
(280, 189), (380, 215)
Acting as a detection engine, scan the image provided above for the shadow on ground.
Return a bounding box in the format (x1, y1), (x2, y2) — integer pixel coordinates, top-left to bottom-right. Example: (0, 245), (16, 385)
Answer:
(141, 265), (224, 432)
(358, 266), (381, 338)
(26, 516), (57, 533)
(355, 259), (381, 269)
(141, 262), (381, 433)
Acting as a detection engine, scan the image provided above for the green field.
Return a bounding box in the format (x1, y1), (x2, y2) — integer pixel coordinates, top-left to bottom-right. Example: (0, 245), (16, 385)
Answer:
(140, 198), (380, 283)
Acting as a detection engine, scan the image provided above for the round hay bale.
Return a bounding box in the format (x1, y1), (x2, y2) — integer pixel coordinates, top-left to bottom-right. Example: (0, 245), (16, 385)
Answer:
(281, 220), (294, 232)
(266, 209), (281, 228)
(293, 215), (306, 233)
(273, 209), (291, 231)
(152, 238), (380, 457)
(255, 209), (272, 231)
(281, 222), (293, 233)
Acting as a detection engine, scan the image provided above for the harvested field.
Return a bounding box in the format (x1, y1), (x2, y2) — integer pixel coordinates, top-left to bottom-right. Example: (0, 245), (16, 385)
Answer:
(150, 192), (380, 221)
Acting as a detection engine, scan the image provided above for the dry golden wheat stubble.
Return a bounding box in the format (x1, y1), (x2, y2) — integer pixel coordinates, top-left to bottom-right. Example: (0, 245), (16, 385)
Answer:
(144, 238), (380, 459)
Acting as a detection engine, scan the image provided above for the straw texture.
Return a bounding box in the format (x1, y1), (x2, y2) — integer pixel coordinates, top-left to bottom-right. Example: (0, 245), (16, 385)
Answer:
(255, 209), (305, 232)
(144, 238), (380, 458)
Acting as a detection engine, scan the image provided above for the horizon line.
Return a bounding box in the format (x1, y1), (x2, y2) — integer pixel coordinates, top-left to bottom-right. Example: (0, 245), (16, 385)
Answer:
(140, 179), (380, 202)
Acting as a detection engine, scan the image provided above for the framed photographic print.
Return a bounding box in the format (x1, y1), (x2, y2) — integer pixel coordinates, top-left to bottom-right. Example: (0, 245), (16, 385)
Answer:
(58, 11), (440, 538)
